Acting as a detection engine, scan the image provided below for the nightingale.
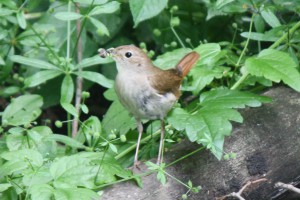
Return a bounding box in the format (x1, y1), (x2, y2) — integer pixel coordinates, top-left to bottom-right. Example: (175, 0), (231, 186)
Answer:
(98, 45), (200, 167)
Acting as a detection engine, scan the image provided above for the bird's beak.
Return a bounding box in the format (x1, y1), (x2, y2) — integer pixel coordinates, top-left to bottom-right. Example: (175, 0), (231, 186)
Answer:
(98, 47), (115, 58)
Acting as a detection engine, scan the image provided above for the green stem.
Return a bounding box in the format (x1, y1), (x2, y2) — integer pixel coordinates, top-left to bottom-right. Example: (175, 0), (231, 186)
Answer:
(114, 125), (171, 160)
(164, 171), (190, 188)
(171, 26), (186, 48)
(166, 146), (205, 167)
(231, 19), (300, 90)
(236, 14), (254, 68)
(66, 1), (71, 62)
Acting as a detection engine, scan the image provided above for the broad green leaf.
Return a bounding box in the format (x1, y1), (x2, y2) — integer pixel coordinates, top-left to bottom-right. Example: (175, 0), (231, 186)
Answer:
(254, 14), (265, 33)
(54, 12), (83, 21)
(89, 17), (110, 36)
(75, 55), (113, 69)
(184, 67), (224, 93)
(0, 30), (7, 40)
(25, 70), (62, 87)
(49, 134), (86, 149)
(10, 55), (59, 70)
(2, 95), (43, 126)
(50, 155), (98, 188)
(0, 86), (21, 97)
(0, 183), (11, 192)
(29, 184), (54, 200)
(0, 7), (14, 16)
(81, 152), (132, 184)
(153, 48), (192, 70)
(1, 149), (44, 167)
(245, 49), (300, 92)
(194, 43), (222, 66)
(23, 165), (53, 187)
(261, 8), (281, 28)
(77, 71), (113, 88)
(240, 32), (278, 42)
(0, 161), (27, 176)
(17, 10), (26, 29)
(61, 102), (78, 117)
(200, 88), (272, 108)
(60, 75), (74, 103)
(103, 100), (136, 135)
(168, 107), (243, 159)
(53, 188), (99, 200)
(129, 0), (168, 27)
(89, 1), (120, 16)
(74, 0), (108, 4)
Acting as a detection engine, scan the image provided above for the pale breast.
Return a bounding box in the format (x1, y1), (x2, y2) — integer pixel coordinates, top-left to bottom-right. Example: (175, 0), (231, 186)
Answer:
(115, 73), (177, 120)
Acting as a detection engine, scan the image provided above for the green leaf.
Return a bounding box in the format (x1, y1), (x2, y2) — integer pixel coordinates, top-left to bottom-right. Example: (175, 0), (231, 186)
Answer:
(0, 161), (27, 177)
(153, 48), (192, 70)
(168, 107), (243, 160)
(23, 165), (53, 187)
(129, 0), (168, 27)
(240, 32), (278, 42)
(53, 188), (99, 200)
(54, 12), (83, 21)
(89, 1), (120, 16)
(61, 102), (78, 117)
(184, 67), (224, 93)
(200, 88), (272, 108)
(81, 104), (89, 114)
(81, 152), (132, 184)
(49, 134), (86, 149)
(77, 71), (113, 88)
(2, 95), (43, 126)
(77, 116), (102, 145)
(194, 43), (221, 66)
(17, 10), (26, 29)
(103, 100), (136, 135)
(157, 171), (166, 185)
(60, 75), (74, 103)
(25, 70), (62, 87)
(109, 143), (118, 154)
(74, 0), (108, 4)
(10, 55), (59, 70)
(1, 149), (44, 167)
(50, 155), (98, 188)
(89, 17), (110, 36)
(75, 55), (113, 69)
(0, 7), (14, 16)
(245, 49), (300, 92)
(0, 183), (11, 193)
(261, 8), (281, 28)
(29, 184), (54, 200)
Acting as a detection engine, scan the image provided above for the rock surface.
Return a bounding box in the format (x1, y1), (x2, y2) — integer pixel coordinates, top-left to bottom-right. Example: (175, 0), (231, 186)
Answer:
(102, 87), (300, 200)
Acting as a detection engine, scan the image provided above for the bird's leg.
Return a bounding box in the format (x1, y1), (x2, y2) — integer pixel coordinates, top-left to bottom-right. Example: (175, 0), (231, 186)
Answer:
(157, 120), (165, 165)
(134, 119), (143, 167)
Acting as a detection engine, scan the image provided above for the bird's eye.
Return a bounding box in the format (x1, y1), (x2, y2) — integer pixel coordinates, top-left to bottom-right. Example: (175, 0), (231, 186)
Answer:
(125, 52), (132, 58)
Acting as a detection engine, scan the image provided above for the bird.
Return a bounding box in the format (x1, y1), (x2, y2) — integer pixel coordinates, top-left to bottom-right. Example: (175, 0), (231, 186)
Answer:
(98, 45), (200, 167)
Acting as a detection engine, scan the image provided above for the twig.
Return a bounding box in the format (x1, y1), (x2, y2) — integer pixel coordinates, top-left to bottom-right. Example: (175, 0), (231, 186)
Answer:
(216, 178), (268, 200)
(72, 2), (83, 138)
(275, 182), (300, 194)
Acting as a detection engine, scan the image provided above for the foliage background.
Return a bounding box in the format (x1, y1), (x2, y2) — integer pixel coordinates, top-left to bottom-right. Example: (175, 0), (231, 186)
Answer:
(0, 0), (300, 199)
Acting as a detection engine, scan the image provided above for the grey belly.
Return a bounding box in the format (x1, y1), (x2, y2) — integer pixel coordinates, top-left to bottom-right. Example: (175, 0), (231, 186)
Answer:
(120, 89), (175, 120)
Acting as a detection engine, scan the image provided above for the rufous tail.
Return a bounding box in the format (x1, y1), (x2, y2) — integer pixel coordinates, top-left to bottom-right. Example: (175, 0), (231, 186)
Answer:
(175, 52), (200, 77)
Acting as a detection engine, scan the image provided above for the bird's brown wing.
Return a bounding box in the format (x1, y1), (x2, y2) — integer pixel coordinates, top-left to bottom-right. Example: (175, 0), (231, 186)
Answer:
(149, 51), (199, 98)
(148, 68), (182, 98)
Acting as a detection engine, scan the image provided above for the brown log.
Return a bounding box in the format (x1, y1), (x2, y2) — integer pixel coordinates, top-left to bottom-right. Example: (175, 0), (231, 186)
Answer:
(102, 87), (300, 200)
